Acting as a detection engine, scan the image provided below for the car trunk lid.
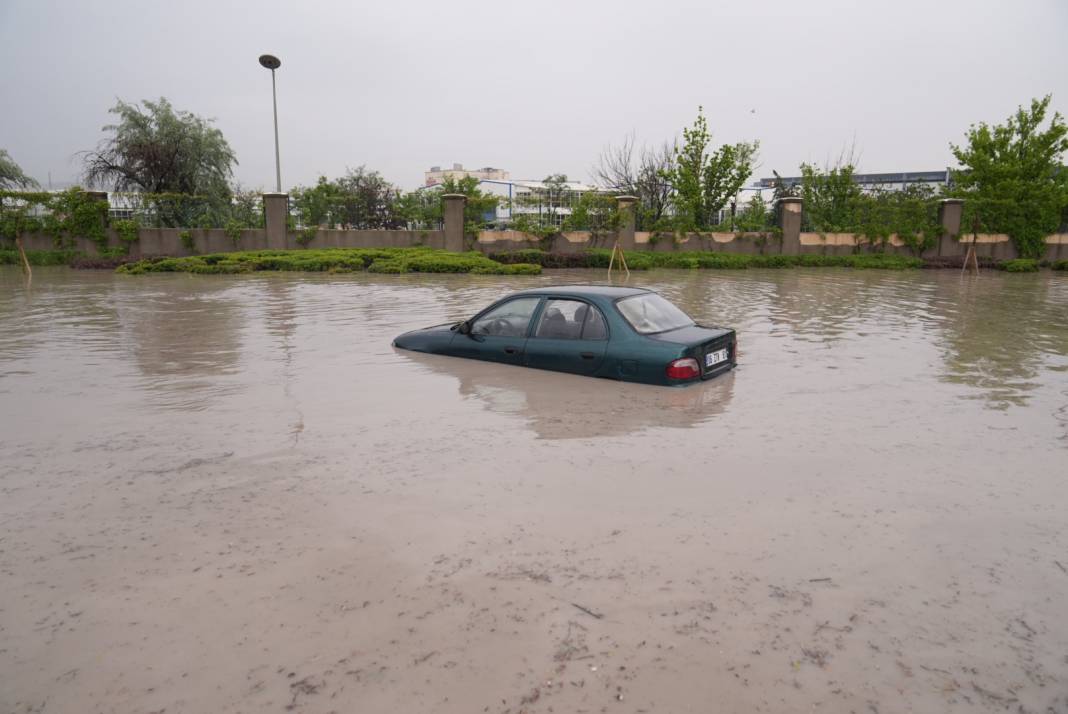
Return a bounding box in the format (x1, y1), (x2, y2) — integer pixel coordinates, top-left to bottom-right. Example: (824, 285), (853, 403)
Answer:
(648, 325), (736, 377)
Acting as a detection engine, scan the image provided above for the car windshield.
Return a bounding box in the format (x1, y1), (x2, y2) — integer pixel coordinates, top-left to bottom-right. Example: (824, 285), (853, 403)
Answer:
(616, 293), (695, 334)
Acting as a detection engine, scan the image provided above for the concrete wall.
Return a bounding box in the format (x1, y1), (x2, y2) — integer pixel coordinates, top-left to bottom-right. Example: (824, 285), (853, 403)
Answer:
(17, 226), (1066, 261)
(11, 191), (1066, 262)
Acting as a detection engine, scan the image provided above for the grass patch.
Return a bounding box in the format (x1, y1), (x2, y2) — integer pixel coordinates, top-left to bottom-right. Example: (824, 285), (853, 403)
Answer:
(116, 248), (541, 276)
(490, 249), (923, 270)
(0, 249), (81, 266)
(998, 258), (1040, 272)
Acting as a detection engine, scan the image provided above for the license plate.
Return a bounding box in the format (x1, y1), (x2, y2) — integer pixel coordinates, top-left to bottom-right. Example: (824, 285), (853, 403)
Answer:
(705, 348), (729, 368)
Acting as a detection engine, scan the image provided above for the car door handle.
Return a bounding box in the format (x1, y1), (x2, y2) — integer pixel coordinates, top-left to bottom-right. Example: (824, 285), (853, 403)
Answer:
(504, 346), (518, 355)
(580, 352), (595, 359)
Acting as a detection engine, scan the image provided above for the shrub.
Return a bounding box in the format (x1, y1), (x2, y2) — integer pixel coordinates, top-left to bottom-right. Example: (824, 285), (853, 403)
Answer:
(224, 219), (244, 249)
(296, 227), (317, 248)
(488, 248), (926, 270)
(116, 248), (542, 276)
(0, 249), (80, 266)
(1050, 259), (1068, 271)
(998, 258), (1040, 272)
(113, 219), (140, 252)
(367, 258), (408, 274)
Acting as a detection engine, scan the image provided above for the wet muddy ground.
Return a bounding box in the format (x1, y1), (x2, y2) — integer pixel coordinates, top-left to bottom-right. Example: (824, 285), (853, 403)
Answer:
(1, 266), (1067, 713)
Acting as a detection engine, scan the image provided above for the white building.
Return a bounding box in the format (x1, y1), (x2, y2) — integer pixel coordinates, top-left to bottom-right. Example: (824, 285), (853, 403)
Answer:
(476, 178), (610, 227)
(424, 163), (510, 187)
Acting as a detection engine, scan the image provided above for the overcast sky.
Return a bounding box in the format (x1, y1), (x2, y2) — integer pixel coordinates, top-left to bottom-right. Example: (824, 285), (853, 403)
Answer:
(1, 0), (1066, 191)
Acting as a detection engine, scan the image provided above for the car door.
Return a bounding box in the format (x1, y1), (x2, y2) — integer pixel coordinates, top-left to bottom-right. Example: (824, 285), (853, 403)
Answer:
(523, 298), (609, 375)
(451, 296), (541, 365)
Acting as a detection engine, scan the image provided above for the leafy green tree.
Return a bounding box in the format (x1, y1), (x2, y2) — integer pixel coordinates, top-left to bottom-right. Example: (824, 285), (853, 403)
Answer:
(396, 175), (499, 231)
(562, 191), (621, 238)
(540, 174), (570, 227)
(733, 195), (773, 231)
(662, 107), (759, 230)
(332, 166), (405, 228)
(444, 175), (499, 229)
(950, 95), (1068, 258)
(82, 98), (236, 198)
(229, 185), (264, 228)
(291, 176), (341, 226)
(0, 149), (38, 189)
(292, 167), (409, 229)
(798, 162), (863, 231)
(509, 174), (571, 231)
(850, 184), (942, 255)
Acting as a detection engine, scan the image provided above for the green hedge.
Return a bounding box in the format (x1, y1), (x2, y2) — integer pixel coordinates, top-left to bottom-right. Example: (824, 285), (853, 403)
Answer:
(0, 249), (82, 266)
(490, 249), (923, 270)
(998, 258), (1040, 272)
(115, 248), (541, 276)
(1051, 259), (1068, 271)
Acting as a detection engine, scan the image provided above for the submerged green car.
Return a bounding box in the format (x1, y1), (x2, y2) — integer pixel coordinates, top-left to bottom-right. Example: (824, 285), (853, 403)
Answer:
(393, 285), (737, 386)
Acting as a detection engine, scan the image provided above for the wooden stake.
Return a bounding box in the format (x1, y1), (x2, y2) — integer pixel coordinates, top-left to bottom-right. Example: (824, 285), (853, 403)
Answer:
(15, 234), (32, 281)
(607, 240), (629, 280)
(962, 218), (980, 276)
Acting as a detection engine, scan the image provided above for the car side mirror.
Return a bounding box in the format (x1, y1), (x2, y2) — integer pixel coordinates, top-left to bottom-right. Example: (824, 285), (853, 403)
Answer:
(456, 320), (472, 335)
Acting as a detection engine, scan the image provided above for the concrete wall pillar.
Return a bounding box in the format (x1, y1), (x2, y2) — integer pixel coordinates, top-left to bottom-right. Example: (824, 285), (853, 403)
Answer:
(937, 198), (963, 257)
(616, 195), (637, 250)
(263, 193), (289, 249)
(778, 197), (802, 255)
(443, 194), (466, 251)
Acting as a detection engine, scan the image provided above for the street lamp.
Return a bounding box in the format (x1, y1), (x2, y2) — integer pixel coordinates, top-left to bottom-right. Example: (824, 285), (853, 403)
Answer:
(258, 54), (282, 193)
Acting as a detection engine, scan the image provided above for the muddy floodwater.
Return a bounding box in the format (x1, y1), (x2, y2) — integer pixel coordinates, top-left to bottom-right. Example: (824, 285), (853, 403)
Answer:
(1, 266), (1067, 714)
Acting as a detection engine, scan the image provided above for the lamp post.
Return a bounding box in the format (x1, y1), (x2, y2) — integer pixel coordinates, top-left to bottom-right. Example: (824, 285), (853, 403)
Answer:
(258, 54), (282, 193)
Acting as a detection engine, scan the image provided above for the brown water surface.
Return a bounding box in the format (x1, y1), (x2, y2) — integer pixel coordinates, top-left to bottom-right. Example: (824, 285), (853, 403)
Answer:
(1, 266), (1067, 713)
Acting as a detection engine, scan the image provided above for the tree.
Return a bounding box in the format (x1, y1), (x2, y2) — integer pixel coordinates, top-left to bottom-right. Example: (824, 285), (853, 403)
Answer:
(291, 167), (409, 229)
(661, 107), (759, 230)
(592, 134), (674, 230)
(798, 161), (862, 232)
(733, 195), (773, 232)
(332, 166), (404, 228)
(562, 191), (621, 240)
(950, 95), (1068, 258)
(440, 175), (499, 230)
(511, 174), (571, 231)
(540, 174), (569, 227)
(0, 149), (38, 189)
(396, 175), (499, 232)
(291, 176), (341, 227)
(82, 97), (236, 198)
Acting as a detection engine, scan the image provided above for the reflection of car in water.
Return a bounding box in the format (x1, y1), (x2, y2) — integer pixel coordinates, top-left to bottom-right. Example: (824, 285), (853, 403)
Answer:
(393, 286), (737, 386)
(396, 349), (736, 439)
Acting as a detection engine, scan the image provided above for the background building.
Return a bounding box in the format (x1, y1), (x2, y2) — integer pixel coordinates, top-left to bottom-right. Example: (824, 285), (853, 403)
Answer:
(757, 170), (952, 192)
(424, 163), (510, 187)
(477, 178), (608, 228)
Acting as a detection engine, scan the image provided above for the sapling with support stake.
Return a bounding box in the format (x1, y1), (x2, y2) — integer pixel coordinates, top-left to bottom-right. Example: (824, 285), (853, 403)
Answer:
(606, 239), (630, 279)
(962, 215), (981, 276)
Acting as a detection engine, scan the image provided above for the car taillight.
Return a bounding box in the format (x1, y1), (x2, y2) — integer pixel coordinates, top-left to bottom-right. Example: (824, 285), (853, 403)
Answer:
(666, 357), (700, 380)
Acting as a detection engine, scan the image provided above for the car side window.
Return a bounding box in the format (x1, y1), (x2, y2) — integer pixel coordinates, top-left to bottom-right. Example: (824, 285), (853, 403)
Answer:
(581, 304), (608, 340)
(471, 297), (541, 337)
(534, 299), (607, 340)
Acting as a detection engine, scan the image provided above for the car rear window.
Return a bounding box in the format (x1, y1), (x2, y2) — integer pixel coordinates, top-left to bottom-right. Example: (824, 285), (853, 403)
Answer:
(616, 293), (695, 334)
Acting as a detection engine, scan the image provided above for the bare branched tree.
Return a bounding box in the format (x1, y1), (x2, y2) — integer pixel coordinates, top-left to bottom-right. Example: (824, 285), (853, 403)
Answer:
(592, 133), (676, 229)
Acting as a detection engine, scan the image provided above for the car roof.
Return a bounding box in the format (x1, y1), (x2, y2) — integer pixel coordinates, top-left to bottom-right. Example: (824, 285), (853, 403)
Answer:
(511, 285), (651, 299)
